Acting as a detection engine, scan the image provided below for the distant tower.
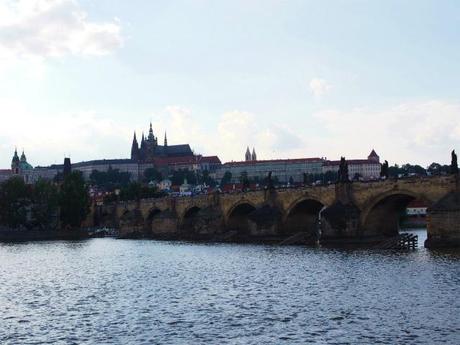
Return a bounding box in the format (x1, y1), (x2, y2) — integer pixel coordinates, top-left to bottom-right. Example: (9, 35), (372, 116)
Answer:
(245, 147), (251, 161)
(20, 150), (27, 162)
(130, 132), (140, 161)
(164, 131), (168, 147)
(368, 149), (380, 163)
(252, 148), (257, 161)
(11, 148), (20, 174)
(140, 132), (146, 161)
(148, 122), (155, 141)
(63, 157), (72, 177)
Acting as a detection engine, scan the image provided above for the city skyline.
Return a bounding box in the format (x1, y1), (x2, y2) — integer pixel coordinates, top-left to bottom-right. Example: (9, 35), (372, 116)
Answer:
(1, 0), (459, 168)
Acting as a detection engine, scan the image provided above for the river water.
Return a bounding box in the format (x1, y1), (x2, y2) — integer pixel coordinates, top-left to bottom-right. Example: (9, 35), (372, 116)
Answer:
(1, 229), (459, 344)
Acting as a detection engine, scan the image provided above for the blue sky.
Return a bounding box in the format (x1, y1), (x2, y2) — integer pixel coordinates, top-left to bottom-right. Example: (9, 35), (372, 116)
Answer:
(0, 0), (459, 168)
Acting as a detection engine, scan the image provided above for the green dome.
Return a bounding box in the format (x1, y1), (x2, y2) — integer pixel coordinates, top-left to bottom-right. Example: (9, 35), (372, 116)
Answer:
(19, 161), (33, 170)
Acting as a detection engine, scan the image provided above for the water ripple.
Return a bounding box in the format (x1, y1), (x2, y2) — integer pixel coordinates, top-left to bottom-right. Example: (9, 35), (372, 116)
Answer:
(0, 233), (459, 344)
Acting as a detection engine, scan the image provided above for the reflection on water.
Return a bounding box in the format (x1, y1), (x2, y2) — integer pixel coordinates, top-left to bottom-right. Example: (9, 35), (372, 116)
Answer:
(0, 237), (459, 344)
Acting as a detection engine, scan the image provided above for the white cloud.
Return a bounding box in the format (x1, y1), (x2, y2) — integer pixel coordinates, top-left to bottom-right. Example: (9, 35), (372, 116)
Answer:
(0, 0), (122, 59)
(0, 99), (133, 166)
(313, 100), (460, 165)
(309, 78), (332, 98)
(1, 100), (458, 169)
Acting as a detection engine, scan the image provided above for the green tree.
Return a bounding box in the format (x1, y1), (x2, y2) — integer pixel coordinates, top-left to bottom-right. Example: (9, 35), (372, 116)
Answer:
(59, 171), (90, 228)
(31, 179), (59, 230)
(239, 171), (250, 189)
(144, 168), (163, 183)
(90, 167), (131, 191)
(0, 177), (30, 229)
(170, 169), (197, 186)
(220, 171), (232, 186)
(199, 169), (216, 187)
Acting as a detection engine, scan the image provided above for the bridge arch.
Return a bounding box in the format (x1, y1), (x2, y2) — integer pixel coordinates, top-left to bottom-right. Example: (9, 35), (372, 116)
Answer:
(145, 208), (162, 232)
(282, 197), (325, 235)
(360, 189), (430, 236)
(225, 201), (257, 235)
(180, 206), (202, 231)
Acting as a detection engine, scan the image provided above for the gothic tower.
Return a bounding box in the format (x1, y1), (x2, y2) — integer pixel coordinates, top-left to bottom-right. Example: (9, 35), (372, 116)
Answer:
(245, 147), (251, 161)
(11, 148), (20, 174)
(130, 132), (140, 161)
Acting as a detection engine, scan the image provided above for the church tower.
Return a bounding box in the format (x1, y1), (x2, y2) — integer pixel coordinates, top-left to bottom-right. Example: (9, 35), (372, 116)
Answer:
(11, 148), (20, 174)
(164, 131), (168, 147)
(130, 132), (140, 161)
(245, 147), (251, 161)
(251, 148), (257, 161)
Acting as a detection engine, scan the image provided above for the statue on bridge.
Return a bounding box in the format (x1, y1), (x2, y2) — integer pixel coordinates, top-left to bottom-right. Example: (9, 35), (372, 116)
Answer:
(451, 150), (459, 175)
(338, 157), (350, 183)
(267, 171), (274, 190)
(380, 160), (389, 179)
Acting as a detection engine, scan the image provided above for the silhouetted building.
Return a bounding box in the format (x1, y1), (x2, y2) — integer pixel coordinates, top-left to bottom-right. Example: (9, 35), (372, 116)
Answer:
(63, 158), (72, 177)
(131, 123), (193, 162)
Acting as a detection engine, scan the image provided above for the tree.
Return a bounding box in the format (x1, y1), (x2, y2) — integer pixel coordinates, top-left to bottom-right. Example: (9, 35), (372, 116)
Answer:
(200, 169), (216, 187)
(170, 169), (196, 186)
(0, 177), (30, 229)
(380, 160), (389, 178)
(427, 162), (442, 176)
(90, 167), (131, 191)
(352, 173), (362, 181)
(59, 171), (90, 228)
(220, 171), (232, 186)
(451, 150), (459, 175)
(239, 171), (250, 189)
(144, 168), (162, 183)
(117, 182), (166, 201)
(31, 179), (59, 230)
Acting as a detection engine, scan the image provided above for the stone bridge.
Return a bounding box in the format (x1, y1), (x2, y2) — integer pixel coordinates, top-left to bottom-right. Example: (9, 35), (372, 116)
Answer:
(89, 175), (460, 248)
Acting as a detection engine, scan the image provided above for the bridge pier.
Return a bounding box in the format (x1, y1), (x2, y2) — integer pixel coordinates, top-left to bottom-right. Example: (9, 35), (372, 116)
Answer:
(425, 191), (460, 249)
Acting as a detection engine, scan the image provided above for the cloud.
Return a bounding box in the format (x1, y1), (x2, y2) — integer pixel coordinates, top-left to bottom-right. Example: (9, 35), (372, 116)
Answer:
(1, 100), (458, 169)
(313, 100), (460, 165)
(0, 0), (122, 59)
(0, 99), (133, 166)
(309, 78), (332, 98)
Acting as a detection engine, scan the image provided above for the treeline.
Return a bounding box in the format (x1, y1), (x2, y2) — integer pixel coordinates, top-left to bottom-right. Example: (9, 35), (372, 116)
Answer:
(0, 172), (90, 231)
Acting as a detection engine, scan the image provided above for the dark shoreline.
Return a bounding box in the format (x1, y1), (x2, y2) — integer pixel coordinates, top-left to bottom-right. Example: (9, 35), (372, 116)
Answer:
(0, 230), (90, 242)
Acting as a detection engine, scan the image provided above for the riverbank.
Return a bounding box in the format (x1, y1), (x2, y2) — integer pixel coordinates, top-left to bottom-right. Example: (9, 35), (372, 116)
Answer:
(0, 229), (90, 242)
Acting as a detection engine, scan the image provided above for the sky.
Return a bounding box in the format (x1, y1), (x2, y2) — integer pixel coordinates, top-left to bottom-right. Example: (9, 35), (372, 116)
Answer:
(0, 0), (459, 168)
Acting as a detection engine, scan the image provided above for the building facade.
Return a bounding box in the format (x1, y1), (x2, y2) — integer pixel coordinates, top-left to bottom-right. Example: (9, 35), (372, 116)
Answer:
(216, 158), (325, 184)
(322, 150), (381, 180)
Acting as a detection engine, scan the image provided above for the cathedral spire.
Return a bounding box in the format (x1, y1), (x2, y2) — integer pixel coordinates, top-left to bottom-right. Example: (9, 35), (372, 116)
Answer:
(164, 131), (168, 147)
(252, 148), (257, 161)
(20, 149), (26, 162)
(245, 146), (251, 161)
(131, 131), (140, 161)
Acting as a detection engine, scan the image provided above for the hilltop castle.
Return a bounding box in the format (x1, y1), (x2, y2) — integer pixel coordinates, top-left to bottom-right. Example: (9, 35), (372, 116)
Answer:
(130, 123), (193, 162)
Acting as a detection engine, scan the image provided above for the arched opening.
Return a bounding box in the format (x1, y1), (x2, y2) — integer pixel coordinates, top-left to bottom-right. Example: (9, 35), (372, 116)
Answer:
(283, 199), (324, 235)
(226, 203), (257, 236)
(119, 209), (144, 238)
(362, 193), (429, 237)
(181, 206), (201, 232)
(146, 208), (162, 233)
